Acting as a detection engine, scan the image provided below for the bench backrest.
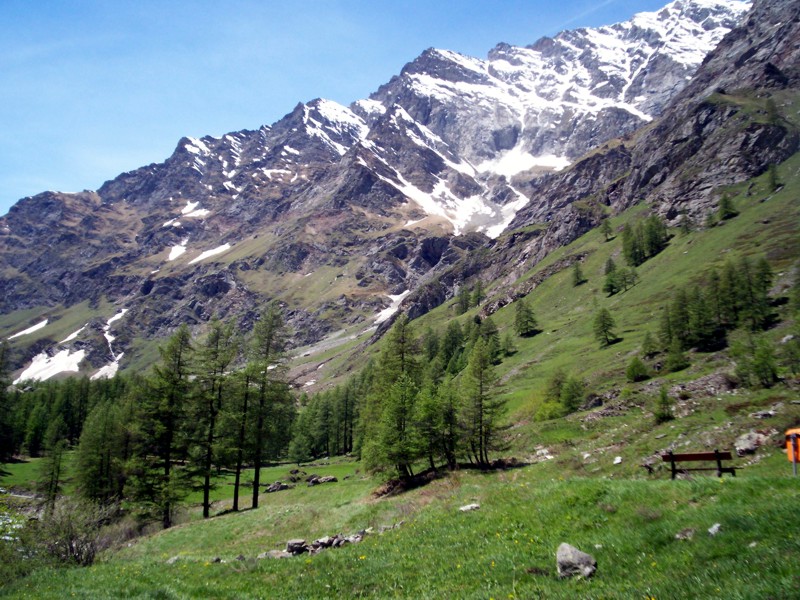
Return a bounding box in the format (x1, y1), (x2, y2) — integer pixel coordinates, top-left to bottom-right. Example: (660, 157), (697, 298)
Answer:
(661, 451), (733, 462)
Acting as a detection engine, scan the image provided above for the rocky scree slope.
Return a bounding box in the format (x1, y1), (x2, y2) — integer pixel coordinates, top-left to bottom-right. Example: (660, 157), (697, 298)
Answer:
(0, 0), (750, 381)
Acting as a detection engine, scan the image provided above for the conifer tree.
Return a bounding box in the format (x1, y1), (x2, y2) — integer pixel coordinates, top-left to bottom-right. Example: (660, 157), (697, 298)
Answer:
(600, 218), (613, 241)
(665, 338), (689, 372)
(717, 194), (739, 221)
(192, 319), (238, 518)
(471, 281), (485, 307)
(0, 341), (14, 466)
(456, 285), (471, 315)
(38, 416), (67, 517)
(76, 396), (134, 503)
(248, 303), (292, 509)
(129, 324), (195, 529)
(572, 262), (586, 286)
(641, 331), (659, 358)
(654, 386), (674, 424)
(460, 338), (503, 466)
(361, 316), (420, 473)
(593, 308), (616, 347)
(559, 376), (585, 413)
(514, 298), (537, 337)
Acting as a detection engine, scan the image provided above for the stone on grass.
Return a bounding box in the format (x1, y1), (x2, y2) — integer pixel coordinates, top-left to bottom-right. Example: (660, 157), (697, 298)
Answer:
(708, 523), (722, 536)
(735, 431), (769, 456)
(675, 528), (695, 541)
(459, 503), (480, 512)
(287, 539), (309, 554)
(556, 543), (597, 579)
(613, 456), (623, 465)
(166, 555), (180, 565)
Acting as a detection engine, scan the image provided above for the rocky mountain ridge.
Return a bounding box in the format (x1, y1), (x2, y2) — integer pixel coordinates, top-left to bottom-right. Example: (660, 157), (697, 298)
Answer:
(0, 0), (759, 383)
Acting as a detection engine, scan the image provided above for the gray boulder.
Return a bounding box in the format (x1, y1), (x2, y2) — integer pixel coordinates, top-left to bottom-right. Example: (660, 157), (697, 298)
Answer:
(556, 543), (597, 579)
(735, 431), (770, 456)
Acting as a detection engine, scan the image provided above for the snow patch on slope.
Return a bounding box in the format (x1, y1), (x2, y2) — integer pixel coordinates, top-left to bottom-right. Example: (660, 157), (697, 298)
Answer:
(189, 243), (231, 264)
(8, 319), (48, 340)
(13, 349), (86, 385)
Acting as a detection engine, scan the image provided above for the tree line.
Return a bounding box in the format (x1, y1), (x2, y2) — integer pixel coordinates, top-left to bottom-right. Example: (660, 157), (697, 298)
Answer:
(1, 304), (294, 528)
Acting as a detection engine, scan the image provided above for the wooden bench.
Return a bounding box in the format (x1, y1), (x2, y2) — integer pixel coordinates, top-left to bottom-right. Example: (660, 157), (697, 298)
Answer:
(661, 450), (736, 479)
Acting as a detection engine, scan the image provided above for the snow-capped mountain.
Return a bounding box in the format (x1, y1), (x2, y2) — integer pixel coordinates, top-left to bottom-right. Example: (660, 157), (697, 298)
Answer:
(0, 0), (759, 383)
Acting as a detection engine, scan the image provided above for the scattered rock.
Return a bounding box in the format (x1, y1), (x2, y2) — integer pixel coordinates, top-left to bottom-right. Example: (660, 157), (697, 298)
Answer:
(613, 456), (623, 465)
(266, 481), (291, 493)
(708, 523), (722, 536)
(459, 503), (480, 512)
(749, 541), (758, 548)
(556, 543), (597, 579)
(735, 431), (770, 456)
(675, 528), (695, 541)
(307, 475), (338, 486)
(211, 556), (222, 563)
(235, 554), (246, 561)
(287, 539), (309, 555)
(166, 555), (180, 565)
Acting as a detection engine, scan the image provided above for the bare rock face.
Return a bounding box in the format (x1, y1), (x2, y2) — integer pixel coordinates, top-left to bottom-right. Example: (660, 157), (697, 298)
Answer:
(556, 543), (597, 579)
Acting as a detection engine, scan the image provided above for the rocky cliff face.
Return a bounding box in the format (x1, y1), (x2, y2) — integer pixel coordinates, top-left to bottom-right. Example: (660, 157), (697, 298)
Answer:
(0, 1), (755, 382)
(451, 0), (800, 322)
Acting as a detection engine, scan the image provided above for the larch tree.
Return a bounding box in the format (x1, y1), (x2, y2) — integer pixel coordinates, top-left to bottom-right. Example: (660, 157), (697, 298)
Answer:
(248, 303), (292, 509)
(460, 337), (504, 466)
(191, 319), (239, 518)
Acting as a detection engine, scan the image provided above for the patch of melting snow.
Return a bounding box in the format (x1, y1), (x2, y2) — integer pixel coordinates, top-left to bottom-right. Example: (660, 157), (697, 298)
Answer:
(375, 291), (410, 324)
(304, 379), (316, 387)
(168, 238), (189, 261)
(8, 319), (48, 340)
(13, 349), (86, 385)
(92, 310), (128, 380)
(60, 324), (87, 344)
(188, 243), (231, 265)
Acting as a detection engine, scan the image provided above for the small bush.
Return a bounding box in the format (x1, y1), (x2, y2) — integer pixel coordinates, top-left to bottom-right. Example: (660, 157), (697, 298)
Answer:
(626, 356), (650, 382)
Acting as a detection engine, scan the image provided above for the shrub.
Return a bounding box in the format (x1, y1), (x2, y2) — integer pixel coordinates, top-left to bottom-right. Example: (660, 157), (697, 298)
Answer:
(626, 356), (650, 382)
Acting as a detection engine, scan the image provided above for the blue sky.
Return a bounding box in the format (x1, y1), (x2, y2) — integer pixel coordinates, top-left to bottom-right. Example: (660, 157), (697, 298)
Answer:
(0, 0), (669, 216)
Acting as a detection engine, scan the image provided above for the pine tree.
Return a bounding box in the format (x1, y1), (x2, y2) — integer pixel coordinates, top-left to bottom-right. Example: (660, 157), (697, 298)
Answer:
(471, 281), (485, 307)
(717, 194), (739, 221)
(593, 308), (616, 347)
(38, 416), (67, 517)
(641, 331), (659, 358)
(767, 163), (779, 192)
(456, 286), (471, 315)
(559, 376), (585, 413)
(0, 341), (14, 466)
(501, 331), (516, 357)
(361, 316), (420, 473)
(622, 223), (644, 266)
(600, 218), (613, 241)
(572, 262), (586, 286)
(654, 386), (674, 424)
(604, 257), (617, 276)
(248, 303), (291, 509)
(460, 338), (503, 466)
(76, 397), (133, 503)
(377, 374), (420, 478)
(129, 324), (195, 529)
(191, 319), (238, 518)
(514, 298), (538, 337)
(665, 338), (689, 372)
